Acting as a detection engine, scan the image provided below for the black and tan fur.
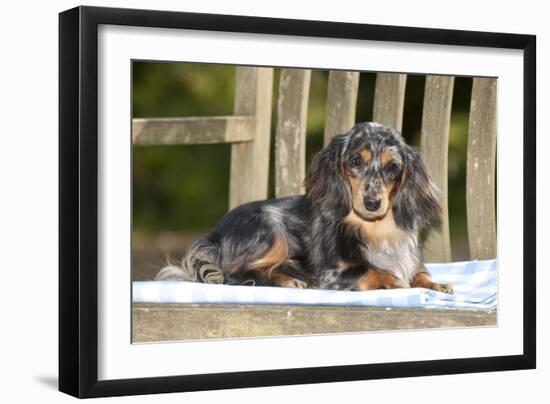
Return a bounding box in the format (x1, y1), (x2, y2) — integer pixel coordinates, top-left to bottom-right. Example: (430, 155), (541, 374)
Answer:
(156, 122), (453, 293)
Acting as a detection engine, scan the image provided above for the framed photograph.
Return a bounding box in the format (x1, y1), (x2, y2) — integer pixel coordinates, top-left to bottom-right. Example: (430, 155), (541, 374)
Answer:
(59, 5), (536, 398)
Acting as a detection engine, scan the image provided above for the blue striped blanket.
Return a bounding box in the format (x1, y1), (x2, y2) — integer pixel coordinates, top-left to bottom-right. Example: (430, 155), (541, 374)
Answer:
(133, 259), (497, 310)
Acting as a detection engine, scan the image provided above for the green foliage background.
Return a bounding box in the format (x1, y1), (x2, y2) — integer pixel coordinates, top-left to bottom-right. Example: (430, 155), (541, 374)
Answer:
(133, 62), (473, 259)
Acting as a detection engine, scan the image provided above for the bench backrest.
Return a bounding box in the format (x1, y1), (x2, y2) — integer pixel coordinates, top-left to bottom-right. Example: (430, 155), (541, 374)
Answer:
(133, 67), (496, 261)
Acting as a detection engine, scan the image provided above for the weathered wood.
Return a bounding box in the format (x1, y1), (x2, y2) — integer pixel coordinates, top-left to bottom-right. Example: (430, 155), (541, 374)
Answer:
(229, 67), (274, 209)
(420, 76), (454, 262)
(275, 69), (311, 197)
(133, 304), (497, 342)
(132, 116), (255, 145)
(373, 73), (407, 132)
(467, 78), (497, 259)
(324, 71), (360, 145)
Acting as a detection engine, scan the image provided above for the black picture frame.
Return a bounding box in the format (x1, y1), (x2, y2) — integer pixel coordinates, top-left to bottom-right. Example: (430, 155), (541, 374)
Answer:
(59, 5), (536, 398)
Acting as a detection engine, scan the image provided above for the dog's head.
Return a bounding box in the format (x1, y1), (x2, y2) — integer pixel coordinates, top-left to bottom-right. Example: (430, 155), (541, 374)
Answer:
(305, 122), (441, 230)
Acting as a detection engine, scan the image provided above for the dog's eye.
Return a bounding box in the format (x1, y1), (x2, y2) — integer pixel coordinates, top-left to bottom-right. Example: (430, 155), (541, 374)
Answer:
(386, 163), (400, 179)
(349, 156), (363, 168)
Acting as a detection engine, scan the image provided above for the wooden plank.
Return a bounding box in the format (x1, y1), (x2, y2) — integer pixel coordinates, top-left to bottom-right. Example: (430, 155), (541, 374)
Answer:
(420, 76), (454, 262)
(229, 67), (274, 209)
(133, 304), (497, 342)
(132, 116), (255, 145)
(324, 71), (360, 145)
(467, 78), (497, 259)
(372, 73), (407, 132)
(275, 69), (311, 197)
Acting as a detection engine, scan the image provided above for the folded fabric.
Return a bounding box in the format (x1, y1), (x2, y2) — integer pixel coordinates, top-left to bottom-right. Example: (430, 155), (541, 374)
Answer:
(133, 259), (497, 311)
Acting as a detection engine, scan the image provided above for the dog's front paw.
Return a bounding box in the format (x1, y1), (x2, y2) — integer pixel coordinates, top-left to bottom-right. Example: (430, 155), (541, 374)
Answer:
(429, 282), (454, 294)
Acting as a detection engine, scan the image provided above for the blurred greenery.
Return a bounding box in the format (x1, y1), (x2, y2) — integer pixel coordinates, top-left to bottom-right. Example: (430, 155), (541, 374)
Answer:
(133, 62), (473, 259)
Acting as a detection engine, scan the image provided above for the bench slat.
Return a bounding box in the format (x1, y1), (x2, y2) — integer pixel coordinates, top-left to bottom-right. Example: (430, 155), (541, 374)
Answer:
(229, 67), (274, 209)
(467, 78), (497, 259)
(420, 76), (454, 262)
(275, 69), (311, 197)
(133, 304), (497, 342)
(132, 116), (255, 145)
(373, 73), (407, 132)
(324, 71), (360, 145)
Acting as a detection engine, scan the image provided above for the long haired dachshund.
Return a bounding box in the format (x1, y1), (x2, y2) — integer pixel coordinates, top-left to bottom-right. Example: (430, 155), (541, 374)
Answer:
(157, 122), (453, 293)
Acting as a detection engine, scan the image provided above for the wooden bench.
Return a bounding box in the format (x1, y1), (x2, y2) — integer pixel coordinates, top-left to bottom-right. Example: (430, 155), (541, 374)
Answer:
(132, 67), (497, 342)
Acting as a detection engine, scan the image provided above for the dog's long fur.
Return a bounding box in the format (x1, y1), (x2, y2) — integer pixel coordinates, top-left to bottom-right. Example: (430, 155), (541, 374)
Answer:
(156, 122), (453, 293)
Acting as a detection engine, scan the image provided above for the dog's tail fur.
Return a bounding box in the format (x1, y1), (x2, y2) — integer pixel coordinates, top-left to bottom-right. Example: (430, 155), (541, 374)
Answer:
(155, 236), (224, 284)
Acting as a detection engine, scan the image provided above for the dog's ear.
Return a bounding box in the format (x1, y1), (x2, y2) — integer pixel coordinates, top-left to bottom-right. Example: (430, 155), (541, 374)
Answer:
(393, 144), (441, 231)
(305, 134), (352, 218)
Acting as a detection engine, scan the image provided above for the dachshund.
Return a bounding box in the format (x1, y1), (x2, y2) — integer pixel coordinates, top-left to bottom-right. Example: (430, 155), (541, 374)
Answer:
(156, 122), (453, 294)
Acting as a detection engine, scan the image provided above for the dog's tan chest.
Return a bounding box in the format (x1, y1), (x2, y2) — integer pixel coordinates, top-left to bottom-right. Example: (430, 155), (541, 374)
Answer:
(345, 209), (420, 284)
(345, 209), (404, 246)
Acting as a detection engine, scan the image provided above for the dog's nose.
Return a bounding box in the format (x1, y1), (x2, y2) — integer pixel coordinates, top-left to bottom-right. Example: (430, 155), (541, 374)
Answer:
(364, 197), (381, 212)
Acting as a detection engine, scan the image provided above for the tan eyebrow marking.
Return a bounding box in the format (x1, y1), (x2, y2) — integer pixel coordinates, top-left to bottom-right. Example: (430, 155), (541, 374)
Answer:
(360, 148), (372, 161)
(381, 148), (398, 165)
